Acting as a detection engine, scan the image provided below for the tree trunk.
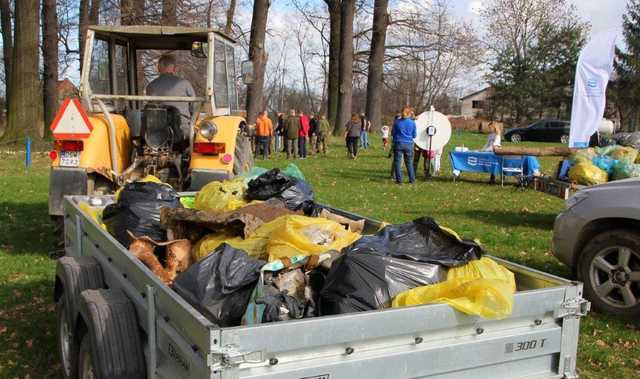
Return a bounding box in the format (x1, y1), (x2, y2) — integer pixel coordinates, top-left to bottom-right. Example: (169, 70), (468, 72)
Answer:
(245, 0), (270, 124)
(225, 0), (236, 35)
(79, 0), (90, 71)
(43, 0), (59, 138)
(365, 0), (388, 132)
(324, 0), (341, 130)
(335, 0), (354, 135)
(161, 0), (177, 26)
(4, 0), (41, 142)
(89, 0), (101, 24)
(0, 0), (12, 110)
(121, 0), (144, 25)
(493, 146), (576, 157)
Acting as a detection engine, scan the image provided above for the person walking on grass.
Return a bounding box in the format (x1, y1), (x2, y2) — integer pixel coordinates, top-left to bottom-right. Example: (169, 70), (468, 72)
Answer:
(381, 124), (390, 150)
(299, 111), (310, 159)
(285, 110), (300, 159)
(392, 107), (417, 184)
(275, 112), (285, 153)
(360, 113), (371, 149)
(317, 114), (331, 154)
(255, 111), (273, 160)
(344, 113), (361, 159)
(309, 112), (318, 155)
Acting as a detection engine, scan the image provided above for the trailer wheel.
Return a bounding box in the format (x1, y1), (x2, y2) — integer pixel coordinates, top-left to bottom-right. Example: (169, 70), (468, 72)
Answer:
(56, 257), (105, 322)
(57, 297), (79, 379)
(233, 134), (254, 176)
(79, 289), (146, 379)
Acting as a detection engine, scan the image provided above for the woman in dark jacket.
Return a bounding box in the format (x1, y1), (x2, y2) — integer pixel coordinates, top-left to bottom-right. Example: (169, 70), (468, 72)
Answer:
(344, 113), (361, 159)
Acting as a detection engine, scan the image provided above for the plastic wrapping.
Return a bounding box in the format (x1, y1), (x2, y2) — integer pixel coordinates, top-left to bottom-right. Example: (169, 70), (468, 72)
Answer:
(240, 163), (306, 184)
(568, 161), (608, 185)
(173, 244), (264, 327)
(611, 160), (640, 181)
(592, 155), (617, 175)
(319, 250), (447, 315)
(194, 179), (248, 212)
(569, 148), (596, 164)
(392, 257), (516, 320)
(344, 217), (483, 267)
(613, 132), (640, 150)
(103, 181), (182, 248)
(599, 145), (639, 162)
(246, 169), (297, 200)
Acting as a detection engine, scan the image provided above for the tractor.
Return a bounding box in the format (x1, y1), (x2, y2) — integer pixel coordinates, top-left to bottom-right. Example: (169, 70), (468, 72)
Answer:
(48, 25), (254, 223)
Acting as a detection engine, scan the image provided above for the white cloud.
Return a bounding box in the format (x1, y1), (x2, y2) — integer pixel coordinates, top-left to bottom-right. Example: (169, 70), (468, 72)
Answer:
(468, 0), (484, 15)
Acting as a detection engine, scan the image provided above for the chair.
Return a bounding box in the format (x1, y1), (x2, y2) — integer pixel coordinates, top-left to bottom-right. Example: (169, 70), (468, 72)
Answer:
(500, 155), (525, 187)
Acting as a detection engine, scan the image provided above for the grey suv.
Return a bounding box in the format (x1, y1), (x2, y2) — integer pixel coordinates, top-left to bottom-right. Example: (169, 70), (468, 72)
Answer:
(553, 178), (640, 317)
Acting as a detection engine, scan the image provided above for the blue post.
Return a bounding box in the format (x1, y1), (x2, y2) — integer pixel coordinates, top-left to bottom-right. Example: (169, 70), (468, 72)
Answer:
(25, 137), (32, 168)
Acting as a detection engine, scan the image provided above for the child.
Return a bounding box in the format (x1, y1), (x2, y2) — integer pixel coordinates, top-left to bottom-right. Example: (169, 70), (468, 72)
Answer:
(381, 125), (390, 149)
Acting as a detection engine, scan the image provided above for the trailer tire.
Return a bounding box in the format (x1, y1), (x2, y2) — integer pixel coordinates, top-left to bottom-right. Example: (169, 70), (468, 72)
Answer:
(233, 134), (254, 176)
(56, 256), (105, 326)
(57, 297), (79, 379)
(79, 289), (146, 379)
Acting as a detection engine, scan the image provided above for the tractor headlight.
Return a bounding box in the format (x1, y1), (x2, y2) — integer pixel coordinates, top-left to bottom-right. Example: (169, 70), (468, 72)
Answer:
(199, 121), (218, 141)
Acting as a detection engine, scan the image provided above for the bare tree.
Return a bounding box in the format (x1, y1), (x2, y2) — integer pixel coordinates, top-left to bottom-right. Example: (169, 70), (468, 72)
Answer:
(324, 0), (341, 128)
(79, 0), (90, 70)
(245, 0), (270, 124)
(43, 0), (59, 137)
(121, 0), (145, 25)
(0, 0), (12, 109)
(161, 0), (177, 25)
(90, 0), (102, 24)
(225, 0), (236, 35)
(4, 0), (42, 141)
(365, 0), (389, 131)
(335, 0), (355, 135)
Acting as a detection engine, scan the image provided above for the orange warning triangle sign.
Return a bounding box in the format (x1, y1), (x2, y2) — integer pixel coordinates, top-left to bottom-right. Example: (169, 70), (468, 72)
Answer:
(50, 98), (93, 139)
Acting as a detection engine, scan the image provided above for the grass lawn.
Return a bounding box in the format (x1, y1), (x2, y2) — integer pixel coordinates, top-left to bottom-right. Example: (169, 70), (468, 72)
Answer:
(1, 131), (638, 378)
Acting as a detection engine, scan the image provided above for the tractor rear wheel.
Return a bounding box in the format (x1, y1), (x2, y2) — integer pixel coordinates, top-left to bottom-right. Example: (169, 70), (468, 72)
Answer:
(233, 134), (254, 176)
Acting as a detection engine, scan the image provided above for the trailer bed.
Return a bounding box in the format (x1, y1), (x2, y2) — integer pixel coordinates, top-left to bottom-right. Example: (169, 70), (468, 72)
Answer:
(60, 194), (588, 379)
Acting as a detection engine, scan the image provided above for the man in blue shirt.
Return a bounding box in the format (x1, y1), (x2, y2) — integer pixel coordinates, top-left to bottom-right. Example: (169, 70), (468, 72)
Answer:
(392, 107), (417, 184)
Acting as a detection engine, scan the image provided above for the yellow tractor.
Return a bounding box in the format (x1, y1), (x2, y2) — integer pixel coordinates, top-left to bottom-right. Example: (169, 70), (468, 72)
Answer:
(48, 26), (254, 221)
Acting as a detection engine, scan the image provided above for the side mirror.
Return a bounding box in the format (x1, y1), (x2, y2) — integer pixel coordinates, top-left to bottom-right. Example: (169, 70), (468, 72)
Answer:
(191, 42), (208, 59)
(241, 60), (254, 85)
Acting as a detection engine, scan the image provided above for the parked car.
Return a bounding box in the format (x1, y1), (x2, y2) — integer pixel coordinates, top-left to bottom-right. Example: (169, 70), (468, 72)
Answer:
(505, 119), (570, 144)
(553, 178), (640, 317)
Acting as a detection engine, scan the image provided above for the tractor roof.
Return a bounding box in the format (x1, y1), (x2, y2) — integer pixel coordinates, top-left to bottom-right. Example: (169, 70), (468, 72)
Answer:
(89, 25), (235, 50)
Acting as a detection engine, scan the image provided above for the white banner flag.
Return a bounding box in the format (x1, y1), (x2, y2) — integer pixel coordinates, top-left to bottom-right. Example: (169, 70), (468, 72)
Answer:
(569, 31), (617, 148)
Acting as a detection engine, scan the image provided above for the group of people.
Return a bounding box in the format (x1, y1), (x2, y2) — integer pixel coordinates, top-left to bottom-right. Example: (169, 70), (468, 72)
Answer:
(253, 110), (332, 160)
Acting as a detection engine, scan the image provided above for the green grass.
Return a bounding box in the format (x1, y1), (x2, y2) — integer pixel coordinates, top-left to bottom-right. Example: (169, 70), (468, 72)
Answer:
(1, 133), (639, 378)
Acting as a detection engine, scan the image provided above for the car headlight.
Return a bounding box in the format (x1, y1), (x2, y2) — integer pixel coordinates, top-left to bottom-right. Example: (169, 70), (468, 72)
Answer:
(565, 192), (589, 210)
(198, 121), (218, 141)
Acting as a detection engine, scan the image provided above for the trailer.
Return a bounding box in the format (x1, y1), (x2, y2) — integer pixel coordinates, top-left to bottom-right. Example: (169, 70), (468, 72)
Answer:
(54, 194), (589, 379)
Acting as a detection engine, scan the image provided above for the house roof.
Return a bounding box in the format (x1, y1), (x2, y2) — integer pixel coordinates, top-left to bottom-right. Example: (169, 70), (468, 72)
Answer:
(460, 86), (492, 101)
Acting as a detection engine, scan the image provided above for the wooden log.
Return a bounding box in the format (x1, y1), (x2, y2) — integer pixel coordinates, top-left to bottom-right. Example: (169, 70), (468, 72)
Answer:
(493, 146), (577, 157)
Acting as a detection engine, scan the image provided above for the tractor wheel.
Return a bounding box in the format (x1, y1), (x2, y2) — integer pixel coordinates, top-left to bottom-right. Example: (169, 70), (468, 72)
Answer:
(233, 134), (254, 176)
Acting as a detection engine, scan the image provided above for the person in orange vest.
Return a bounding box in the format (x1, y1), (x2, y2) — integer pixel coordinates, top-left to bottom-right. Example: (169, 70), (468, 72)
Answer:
(255, 111), (273, 159)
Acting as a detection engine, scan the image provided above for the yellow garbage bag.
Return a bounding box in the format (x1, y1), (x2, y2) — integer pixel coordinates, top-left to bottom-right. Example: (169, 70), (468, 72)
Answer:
(194, 179), (248, 212)
(392, 257), (516, 320)
(266, 215), (361, 261)
(608, 146), (638, 162)
(78, 201), (106, 230)
(568, 161), (608, 185)
(193, 215), (361, 261)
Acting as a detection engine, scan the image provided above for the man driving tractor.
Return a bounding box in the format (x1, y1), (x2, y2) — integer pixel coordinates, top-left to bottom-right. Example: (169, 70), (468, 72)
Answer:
(146, 54), (196, 126)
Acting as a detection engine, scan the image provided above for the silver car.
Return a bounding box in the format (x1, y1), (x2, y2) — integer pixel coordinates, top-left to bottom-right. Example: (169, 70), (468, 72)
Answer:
(553, 178), (640, 317)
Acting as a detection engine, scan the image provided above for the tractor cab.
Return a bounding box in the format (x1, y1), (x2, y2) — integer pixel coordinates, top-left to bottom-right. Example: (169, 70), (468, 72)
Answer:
(49, 26), (254, 217)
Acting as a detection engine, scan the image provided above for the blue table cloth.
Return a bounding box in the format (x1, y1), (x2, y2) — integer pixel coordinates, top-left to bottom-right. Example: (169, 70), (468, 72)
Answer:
(449, 151), (541, 177)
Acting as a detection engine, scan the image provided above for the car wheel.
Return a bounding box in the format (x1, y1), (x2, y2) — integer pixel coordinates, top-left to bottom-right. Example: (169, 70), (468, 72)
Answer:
(560, 134), (569, 144)
(510, 133), (522, 143)
(578, 229), (640, 317)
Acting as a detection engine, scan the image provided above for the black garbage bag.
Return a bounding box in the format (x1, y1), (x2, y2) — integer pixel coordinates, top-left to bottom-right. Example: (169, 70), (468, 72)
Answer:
(613, 132), (640, 150)
(319, 251), (446, 315)
(173, 244), (265, 327)
(103, 181), (182, 248)
(246, 169), (297, 200)
(246, 169), (316, 213)
(256, 288), (306, 323)
(347, 217), (483, 267)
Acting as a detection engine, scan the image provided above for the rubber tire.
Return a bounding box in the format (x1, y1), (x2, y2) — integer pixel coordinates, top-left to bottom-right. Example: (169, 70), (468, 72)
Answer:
(510, 133), (522, 143)
(57, 298), (79, 379)
(57, 256), (105, 324)
(79, 289), (146, 379)
(577, 229), (640, 317)
(78, 333), (96, 379)
(233, 134), (254, 176)
(560, 134), (569, 144)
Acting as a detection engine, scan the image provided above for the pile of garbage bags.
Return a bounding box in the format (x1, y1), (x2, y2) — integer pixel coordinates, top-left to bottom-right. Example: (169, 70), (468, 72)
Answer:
(101, 165), (517, 328)
(565, 142), (640, 185)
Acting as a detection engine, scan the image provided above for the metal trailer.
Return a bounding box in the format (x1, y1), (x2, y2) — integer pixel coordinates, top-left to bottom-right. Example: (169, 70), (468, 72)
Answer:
(55, 194), (590, 379)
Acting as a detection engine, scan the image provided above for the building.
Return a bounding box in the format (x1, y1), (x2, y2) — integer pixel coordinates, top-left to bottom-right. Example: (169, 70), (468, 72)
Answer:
(57, 78), (79, 103)
(459, 87), (492, 118)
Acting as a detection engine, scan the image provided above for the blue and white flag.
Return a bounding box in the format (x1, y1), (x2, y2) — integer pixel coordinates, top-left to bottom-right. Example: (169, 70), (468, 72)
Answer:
(569, 31), (617, 148)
